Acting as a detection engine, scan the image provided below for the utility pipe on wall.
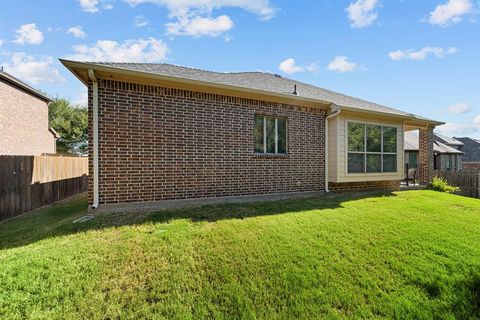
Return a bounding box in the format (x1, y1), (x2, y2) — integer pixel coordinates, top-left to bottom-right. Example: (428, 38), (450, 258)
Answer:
(88, 69), (99, 209)
(325, 104), (341, 193)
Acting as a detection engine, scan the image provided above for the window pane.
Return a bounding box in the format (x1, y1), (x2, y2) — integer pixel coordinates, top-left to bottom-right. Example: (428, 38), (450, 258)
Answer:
(383, 154), (397, 172)
(254, 116), (264, 153)
(409, 152), (418, 168)
(348, 123), (365, 152)
(266, 117), (275, 153)
(366, 125), (381, 152)
(383, 126), (397, 153)
(277, 118), (287, 154)
(366, 154), (381, 173)
(348, 153), (364, 173)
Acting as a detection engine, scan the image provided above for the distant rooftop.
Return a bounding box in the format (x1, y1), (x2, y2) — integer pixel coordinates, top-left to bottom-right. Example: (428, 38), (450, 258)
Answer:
(405, 131), (463, 154)
(0, 70), (52, 103)
(434, 133), (464, 146)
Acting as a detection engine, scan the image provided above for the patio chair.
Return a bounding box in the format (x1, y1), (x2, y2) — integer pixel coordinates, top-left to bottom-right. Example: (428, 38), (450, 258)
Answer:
(406, 168), (417, 185)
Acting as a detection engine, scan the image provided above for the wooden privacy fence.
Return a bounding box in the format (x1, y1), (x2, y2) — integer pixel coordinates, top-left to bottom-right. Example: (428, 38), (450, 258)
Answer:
(434, 170), (480, 198)
(0, 155), (88, 221)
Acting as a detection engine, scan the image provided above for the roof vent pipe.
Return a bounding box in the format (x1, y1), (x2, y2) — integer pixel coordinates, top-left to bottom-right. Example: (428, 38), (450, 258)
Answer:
(292, 85), (298, 96)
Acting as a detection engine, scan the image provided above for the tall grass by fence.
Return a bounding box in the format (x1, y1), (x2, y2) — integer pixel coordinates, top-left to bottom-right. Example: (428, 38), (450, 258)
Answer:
(0, 155), (88, 221)
(434, 170), (480, 198)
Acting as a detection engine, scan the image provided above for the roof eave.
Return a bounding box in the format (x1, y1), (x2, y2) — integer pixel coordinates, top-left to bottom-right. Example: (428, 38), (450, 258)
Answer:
(49, 127), (61, 139)
(340, 105), (445, 126)
(59, 59), (445, 126)
(59, 59), (331, 108)
(0, 71), (52, 103)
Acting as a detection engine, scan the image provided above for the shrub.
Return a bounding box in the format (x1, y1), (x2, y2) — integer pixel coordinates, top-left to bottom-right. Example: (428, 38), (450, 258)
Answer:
(429, 176), (459, 193)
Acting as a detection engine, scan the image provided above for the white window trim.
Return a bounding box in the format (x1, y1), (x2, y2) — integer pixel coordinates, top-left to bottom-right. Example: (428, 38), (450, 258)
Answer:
(345, 120), (399, 175)
(256, 115), (287, 155)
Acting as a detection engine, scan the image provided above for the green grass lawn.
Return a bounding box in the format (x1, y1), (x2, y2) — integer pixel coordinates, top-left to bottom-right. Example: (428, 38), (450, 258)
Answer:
(0, 190), (479, 319)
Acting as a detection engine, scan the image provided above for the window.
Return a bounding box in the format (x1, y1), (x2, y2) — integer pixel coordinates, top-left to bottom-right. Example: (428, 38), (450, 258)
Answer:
(408, 152), (418, 169)
(255, 115), (287, 154)
(347, 122), (398, 174)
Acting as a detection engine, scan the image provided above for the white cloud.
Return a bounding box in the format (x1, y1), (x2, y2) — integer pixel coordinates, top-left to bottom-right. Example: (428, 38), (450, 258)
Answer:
(124, 0), (276, 19)
(2, 52), (65, 84)
(13, 23), (44, 45)
(67, 26), (86, 38)
(124, 0), (276, 37)
(388, 47), (457, 60)
(436, 122), (480, 136)
(166, 15), (233, 37)
(77, 0), (113, 13)
(474, 114), (480, 124)
(346, 0), (379, 28)
(278, 58), (318, 74)
(72, 87), (88, 106)
(134, 15), (149, 27)
(78, 0), (99, 12)
(327, 56), (358, 73)
(66, 38), (169, 62)
(446, 102), (472, 114)
(429, 0), (472, 26)
(279, 58), (304, 74)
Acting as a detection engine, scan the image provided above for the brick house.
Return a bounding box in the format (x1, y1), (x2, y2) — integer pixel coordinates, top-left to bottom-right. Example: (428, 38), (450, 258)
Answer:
(0, 70), (59, 155)
(404, 131), (463, 171)
(61, 60), (443, 211)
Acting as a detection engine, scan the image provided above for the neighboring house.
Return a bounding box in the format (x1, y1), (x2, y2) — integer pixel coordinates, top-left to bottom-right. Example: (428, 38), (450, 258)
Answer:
(404, 131), (463, 171)
(454, 137), (480, 163)
(61, 60), (443, 211)
(0, 70), (59, 155)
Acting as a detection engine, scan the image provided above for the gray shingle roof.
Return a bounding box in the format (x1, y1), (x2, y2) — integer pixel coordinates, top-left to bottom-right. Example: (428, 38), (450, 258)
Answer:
(87, 62), (435, 121)
(404, 130), (463, 154)
(434, 133), (463, 146)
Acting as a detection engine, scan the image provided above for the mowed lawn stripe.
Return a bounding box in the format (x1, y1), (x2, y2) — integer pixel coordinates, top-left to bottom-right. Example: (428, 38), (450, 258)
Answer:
(0, 191), (479, 319)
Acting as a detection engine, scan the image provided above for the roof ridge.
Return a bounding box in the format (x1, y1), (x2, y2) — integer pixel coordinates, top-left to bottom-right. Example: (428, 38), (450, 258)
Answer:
(61, 60), (442, 125)
(0, 70), (52, 102)
(93, 61), (271, 76)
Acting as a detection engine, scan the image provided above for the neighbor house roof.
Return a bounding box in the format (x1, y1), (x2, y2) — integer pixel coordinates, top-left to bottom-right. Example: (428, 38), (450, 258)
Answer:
(49, 127), (61, 139)
(454, 137), (480, 162)
(60, 60), (444, 126)
(404, 131), (463, 154)
(0, 70), (52, 103)
(434, 133), (463, 146)
(434, 141), (463, 154)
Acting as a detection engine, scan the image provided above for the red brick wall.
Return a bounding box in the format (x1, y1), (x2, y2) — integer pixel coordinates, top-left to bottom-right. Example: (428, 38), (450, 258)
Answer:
(418, 127), (434, 184)
(88, 79), (326, 206)
(329, 180), (400, 192)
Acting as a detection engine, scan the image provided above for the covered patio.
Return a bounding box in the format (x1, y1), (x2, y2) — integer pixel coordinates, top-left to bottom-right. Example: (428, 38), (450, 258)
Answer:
(403, 120), (440, 186)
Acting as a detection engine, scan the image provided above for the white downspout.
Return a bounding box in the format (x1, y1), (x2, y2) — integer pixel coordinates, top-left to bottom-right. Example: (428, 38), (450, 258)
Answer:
(325, 105), (341, 193)
(88, 69), (99, 209)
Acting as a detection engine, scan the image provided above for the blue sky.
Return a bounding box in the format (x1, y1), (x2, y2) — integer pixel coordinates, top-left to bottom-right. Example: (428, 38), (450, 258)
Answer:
(1, 0), (479, 137)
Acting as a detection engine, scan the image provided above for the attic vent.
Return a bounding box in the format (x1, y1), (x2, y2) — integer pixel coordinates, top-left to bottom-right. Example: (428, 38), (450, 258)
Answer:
(274, 74), (282, 78)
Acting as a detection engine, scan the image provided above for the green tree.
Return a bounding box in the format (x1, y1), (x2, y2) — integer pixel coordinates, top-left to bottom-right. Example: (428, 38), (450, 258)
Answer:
(48, 97), (88, 155)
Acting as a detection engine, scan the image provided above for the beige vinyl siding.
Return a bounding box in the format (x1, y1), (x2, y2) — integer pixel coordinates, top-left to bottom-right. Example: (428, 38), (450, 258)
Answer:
(328, 116), (338, 182)
(333, 111), (404, 183)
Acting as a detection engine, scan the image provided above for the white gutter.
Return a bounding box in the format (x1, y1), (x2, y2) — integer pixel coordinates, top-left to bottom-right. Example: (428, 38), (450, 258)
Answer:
(325, 104), (341, 193)
(88, 69), (99, 209)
